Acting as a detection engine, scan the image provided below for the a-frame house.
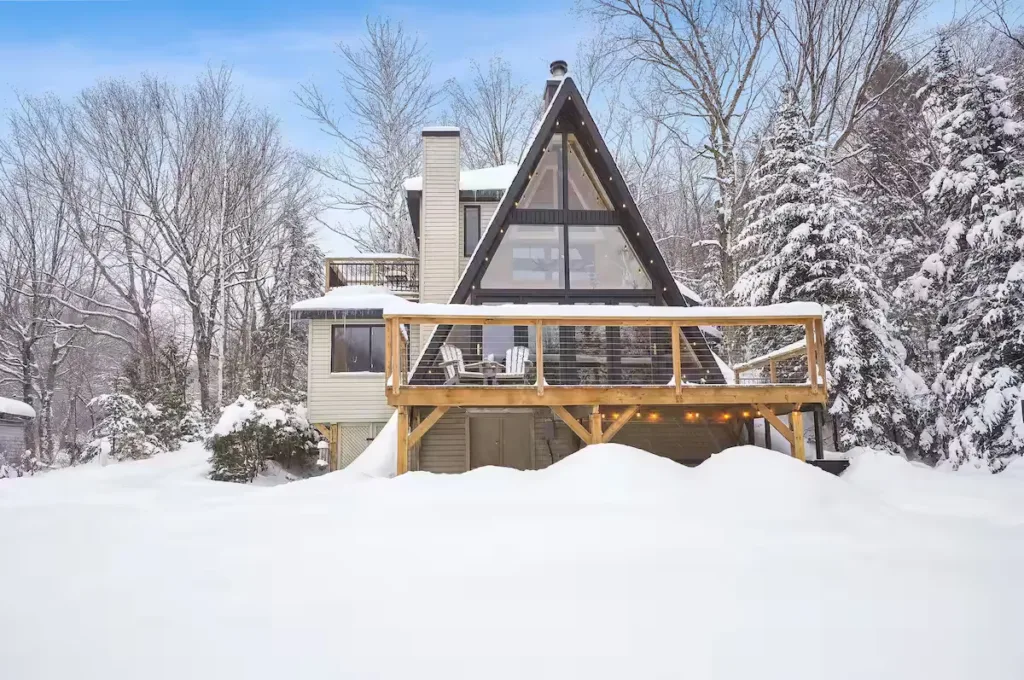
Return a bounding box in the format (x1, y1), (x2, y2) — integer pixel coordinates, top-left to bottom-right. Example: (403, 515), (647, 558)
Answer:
(410, 71), (726, 388)
(292, 61), (827, 474)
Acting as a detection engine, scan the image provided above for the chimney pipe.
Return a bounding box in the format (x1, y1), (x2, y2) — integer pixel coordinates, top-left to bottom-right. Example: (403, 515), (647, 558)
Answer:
(544, 60), (568, 108)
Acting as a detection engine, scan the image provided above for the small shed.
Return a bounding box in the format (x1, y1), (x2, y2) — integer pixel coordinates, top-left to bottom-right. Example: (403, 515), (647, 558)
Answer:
(0, 397), (36, 467)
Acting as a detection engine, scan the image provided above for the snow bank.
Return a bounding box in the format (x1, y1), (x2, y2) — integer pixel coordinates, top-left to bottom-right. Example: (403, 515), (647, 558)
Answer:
(1, 443), (1023, 680)
(843, 448), (1024, 525)
(0, 396), (34, 419)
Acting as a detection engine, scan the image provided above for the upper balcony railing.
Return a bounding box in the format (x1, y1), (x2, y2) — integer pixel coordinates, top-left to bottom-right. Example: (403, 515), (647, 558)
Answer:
(325, 256), (419, 296)
(382, 306), (827, 408)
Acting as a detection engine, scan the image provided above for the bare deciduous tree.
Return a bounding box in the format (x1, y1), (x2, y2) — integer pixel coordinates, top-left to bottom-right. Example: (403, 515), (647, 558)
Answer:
(445, 56), (533, 169)
(770, 0), (928, 149)
(585, 0), (776, 302)
(297, 17), (442, 255)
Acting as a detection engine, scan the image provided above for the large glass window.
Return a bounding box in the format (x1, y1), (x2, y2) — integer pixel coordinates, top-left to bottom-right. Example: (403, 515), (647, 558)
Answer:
(567, 135), (610, 210)
(331, 325), (386, 372)
(568, 226), (651, 289)
(463, 205), (481, 257)
(519, 135), (563, 209)
(481, 224), (563, 289)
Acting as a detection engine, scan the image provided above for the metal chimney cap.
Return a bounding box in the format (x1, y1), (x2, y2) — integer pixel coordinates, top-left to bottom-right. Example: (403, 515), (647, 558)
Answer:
(549, 60), (568, 78)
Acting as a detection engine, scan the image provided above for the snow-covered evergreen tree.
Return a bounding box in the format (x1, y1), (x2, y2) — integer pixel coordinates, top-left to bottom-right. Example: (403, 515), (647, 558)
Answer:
(84, 393), (164, 463)
(916, 66), (1024, 470)
(733, 93), (914, 452)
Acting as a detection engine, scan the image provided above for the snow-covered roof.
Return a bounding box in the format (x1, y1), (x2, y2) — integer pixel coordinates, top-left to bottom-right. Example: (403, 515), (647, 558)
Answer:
(423, 125), (460, 133)
(676, 281), (703, 304)
(384, 301), (823, 321)
(290, 286), (414, 313)
(0, 396), (35, 419)
(403, 164), (519, 193)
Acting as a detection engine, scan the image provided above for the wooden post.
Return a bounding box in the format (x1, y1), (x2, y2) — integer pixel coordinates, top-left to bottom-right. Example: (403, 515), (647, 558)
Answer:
(769, 359), (777, 384)
(791, 408), (805, 461)
(671, 322), (682, 395)
(535, 321), (544, 395)
(396, 406), (409, 475)
(329, 423), (340, 471)
(805, 321), (818, 392)
(324, 260), (332, 294)
(589, 405), (602, 445)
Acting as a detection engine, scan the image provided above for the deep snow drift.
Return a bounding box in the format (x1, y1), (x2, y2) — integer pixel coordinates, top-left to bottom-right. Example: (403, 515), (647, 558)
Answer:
(1, 444), (1022, 680)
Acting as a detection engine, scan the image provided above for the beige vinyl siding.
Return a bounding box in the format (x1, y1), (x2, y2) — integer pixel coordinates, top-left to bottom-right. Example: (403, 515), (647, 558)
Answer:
(306, 320), (393, 424)
(420, 135), (461, 307)
(459, 201), (498, 275)
(415, 408), (468, 473)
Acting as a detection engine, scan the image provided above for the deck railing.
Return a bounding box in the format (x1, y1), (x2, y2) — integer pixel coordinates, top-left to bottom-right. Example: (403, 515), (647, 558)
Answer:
(383, 307), (827, 474)
(383, 309), (827, 407)
(325, 257), (419, 295)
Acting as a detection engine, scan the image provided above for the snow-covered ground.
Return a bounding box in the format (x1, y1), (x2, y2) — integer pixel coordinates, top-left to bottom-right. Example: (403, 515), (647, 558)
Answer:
(1, 444), (1022, 680)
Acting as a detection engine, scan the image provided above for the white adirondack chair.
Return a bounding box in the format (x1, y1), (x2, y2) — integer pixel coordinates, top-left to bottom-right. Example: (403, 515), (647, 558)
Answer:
(496, 346), (532, 384)
(439, 344), (485, 385)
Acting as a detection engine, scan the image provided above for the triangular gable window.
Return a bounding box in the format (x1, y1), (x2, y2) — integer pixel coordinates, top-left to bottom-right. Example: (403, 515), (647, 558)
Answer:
(567, 134), (610, 210)
(519, 136), (562, 209)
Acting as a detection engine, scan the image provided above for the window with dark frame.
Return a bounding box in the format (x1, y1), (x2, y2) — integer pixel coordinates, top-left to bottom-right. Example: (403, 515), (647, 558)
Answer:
(463, 205), (481, 257)
(331, 325), (386, 373)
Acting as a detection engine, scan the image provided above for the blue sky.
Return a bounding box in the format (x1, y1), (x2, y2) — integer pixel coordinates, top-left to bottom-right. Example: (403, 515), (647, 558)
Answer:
(0, 0), (591, 254)
(0, 0), (587, 152)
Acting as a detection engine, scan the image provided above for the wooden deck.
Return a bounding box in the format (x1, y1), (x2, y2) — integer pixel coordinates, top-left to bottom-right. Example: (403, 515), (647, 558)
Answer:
(383, 308), (827, 474)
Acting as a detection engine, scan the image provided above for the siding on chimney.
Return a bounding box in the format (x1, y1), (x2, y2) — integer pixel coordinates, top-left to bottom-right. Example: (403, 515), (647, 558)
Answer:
(419, 132), (461, 339)
(419, 134), (461, 303)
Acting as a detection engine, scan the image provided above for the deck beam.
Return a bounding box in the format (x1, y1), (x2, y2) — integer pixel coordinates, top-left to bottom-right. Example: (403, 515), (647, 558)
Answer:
(600, 405), (639, 443)
(755, 403), (795, 445)
(407, 406), (450, 448)
(550, 405), (593, 445)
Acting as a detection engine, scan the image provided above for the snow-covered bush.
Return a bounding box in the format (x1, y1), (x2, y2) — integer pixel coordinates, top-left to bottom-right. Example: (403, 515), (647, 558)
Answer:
(206, 396), (319, 483)
(84, 393), (165, 463)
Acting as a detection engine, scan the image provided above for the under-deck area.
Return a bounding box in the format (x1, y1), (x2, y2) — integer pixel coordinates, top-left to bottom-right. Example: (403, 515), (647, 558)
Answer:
(383, 305), (828, 474)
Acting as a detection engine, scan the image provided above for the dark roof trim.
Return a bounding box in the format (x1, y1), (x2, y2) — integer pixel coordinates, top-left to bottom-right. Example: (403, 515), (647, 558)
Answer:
(422, 129), (460, 137)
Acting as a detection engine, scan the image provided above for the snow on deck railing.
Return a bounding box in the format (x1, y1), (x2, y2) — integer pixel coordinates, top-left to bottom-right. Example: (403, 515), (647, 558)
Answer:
(732, 339), (808, 373)
(382, 301), (823, 325)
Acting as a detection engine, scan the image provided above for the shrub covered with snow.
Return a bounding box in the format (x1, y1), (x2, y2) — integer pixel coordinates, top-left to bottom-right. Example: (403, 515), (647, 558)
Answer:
(84, 393), (165, 463)
(206, 396), (319, 483)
